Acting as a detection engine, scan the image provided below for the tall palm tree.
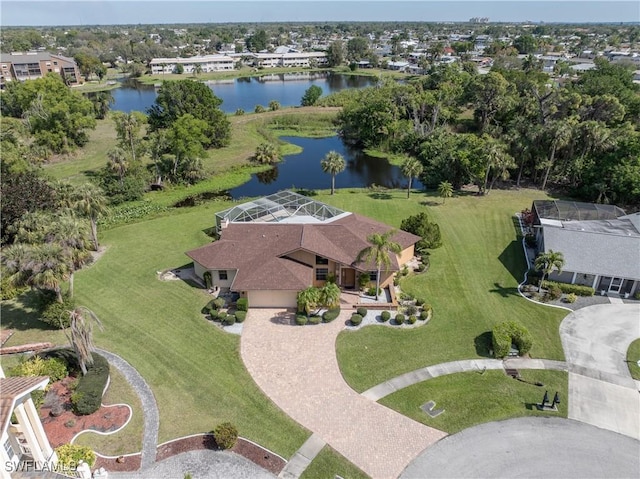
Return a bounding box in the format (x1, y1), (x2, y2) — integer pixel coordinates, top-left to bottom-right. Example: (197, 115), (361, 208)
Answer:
(541, 120), (574, 191)
(49, 215), (92, 297)
(482, 140), (515, 195)
(356, 230), (402, 300)
(437, 180), (453, 204)
(70, 183), (109, 252)
(320, 151), (346, 195)
(64, 306), (103, 376)
(534, 250), (565, 293)
(107, 147), (129, 187)
(400, 156), (423, 198)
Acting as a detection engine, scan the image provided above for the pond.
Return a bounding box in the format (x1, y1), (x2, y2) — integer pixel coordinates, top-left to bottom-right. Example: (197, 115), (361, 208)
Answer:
(229, 135), (423, 199)
(110, 72), (377, 114)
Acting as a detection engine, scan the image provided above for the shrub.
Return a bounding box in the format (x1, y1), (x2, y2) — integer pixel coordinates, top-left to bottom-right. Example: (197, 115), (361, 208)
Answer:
(55, 444), (96, 468)
(366, 287), (381, 297)
(203, 271), (212, 289)
(254, 104), (266, 113)
(407, 315), (417, 324)
(400, 212), (442, 250)
(0, 275), (28, 301)
(322, 308), (340, 323)
(209, 309), (220, 321)
(223, 314), (236, 326)
(491, 321), (533, 358)
(350, 313), (363, 326)
(356, 307), (368, 317)
(419, 310), (430, 321)
(212, 297), (226, 309)
(235, 108), (245, 116)
(380, 311), (391, 322)
(295, 314), (308, 326)
(541, 280), (595, 296)
(564, 293), (577, 304)
(358, 273), (370, 289)
(213, 422), (238, 449)
(405, 304), (418, 316)
(308, 315), (322, 325)
(394, 313), (405, 324)
(524, 233), (537, 248)
(10, 356), (68, 383)
(401, 265), (409, 276)
(217, 311), (228, 322)
(236, 298), (249, 312)
(234, 310), (247, 322)
(40, 296), (76, 328)
(634, 291), (640, 300)
(416, 264), (426, 272)
(73, 353), (109, 415)
(548, 285), (562, 301)
(415, 298), (424, 307)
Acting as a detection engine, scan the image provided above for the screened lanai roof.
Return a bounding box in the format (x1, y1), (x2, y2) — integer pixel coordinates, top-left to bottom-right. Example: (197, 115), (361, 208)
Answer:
(215, 190), (348, 228)
(533, 200), (626, 222)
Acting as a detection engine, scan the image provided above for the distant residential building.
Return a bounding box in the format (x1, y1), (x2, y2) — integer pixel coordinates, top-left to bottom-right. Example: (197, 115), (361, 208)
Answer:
(251, 52), (328, 68)
(150, 54), (235, 74)
(0, 51), (81, 87)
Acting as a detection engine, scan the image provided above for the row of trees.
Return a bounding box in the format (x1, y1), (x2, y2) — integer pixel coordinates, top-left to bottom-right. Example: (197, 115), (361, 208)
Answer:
(331, 60), (640, 208)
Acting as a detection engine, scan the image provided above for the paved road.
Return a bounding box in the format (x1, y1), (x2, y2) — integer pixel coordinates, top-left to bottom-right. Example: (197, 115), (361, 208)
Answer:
(400, 417), (640, 479)
(241, 309), (447, 479)
(559, 304), (640, 439)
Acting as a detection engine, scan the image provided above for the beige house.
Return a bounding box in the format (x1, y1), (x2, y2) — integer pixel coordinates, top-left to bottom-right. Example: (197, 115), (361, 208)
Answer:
(0, 372), (58, 478)
(186, 191), (419, 308)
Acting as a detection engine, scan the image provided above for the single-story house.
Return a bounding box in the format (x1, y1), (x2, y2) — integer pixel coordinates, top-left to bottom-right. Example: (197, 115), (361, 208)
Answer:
(186, 191), (420, 308)
(532, 200), (640, 296)
(0, 372), (58, 478)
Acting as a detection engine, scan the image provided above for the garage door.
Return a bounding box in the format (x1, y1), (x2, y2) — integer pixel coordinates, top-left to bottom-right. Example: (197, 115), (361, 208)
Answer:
(248, 290), (298, 308)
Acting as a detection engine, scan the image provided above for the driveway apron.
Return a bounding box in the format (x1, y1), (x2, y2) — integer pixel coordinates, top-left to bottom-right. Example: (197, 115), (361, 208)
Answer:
(241, 309), (447, 479)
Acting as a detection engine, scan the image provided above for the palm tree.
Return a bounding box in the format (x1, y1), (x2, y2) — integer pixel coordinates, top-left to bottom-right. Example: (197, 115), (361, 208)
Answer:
(254, 143), (280, 164)
(193, 64), (203, 77)
(356, 230), (402, 300)
(482, 140), (515, 195)
(437, 181), (453, 204)
(268, 100), (281, 111)
(64, 306), (103, 376)
(400, 156), (423, 198)
(49, 215), (92, 297)
(107, 147), (129, 187)
(534, 250), (565, 293)
(320, 151), (346, 195)
(541, 120), (574, 191)
(319, 282), (341, 309)
(70, 183), (109, 252)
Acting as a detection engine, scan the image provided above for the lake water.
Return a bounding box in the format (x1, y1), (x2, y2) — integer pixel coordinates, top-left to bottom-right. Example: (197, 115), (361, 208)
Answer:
(229, 135), (424, 199)
(110, 73), (377, 113)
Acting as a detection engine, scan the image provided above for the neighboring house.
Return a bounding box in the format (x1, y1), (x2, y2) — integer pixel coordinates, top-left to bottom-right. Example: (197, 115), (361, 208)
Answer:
(0, 372), (58, 478)
(0, 52), (81, 87)
(150, 54), (235, 74)
(532, 200), (640, 296)
(186, 191), (420, 307)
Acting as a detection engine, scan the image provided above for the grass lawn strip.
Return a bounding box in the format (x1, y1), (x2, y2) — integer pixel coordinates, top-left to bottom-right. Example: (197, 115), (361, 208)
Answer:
(626, 338), (640, 380)
(330, 189), (567, 392)
(379, 370), (568, 435)
(300, 445), (370, 479)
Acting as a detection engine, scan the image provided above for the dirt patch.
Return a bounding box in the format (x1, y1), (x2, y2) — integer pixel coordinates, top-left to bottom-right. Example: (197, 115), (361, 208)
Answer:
(156, 434), (285, 475)
(40, 377), (130, 448)
(95, 453), (141, 472)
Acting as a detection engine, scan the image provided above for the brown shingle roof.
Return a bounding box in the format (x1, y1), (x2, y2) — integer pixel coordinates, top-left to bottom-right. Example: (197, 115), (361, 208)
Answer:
(185, 213), (420, 291)
(0, 376), (49, 436)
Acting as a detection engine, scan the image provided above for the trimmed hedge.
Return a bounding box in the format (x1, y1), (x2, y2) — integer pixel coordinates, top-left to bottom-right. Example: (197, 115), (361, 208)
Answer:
(350, 314), (363, 326)
(380, 311), (391, 322)
(295, 314), (308, 326)
(394, 313), (405, 325)
(213, 422), (238, 449)
(407, 315), (417, 324)
(308, 315), (322, 325)
(10, 356), (68, 383)
(223, 314), (236, 326)
(356, 307), (368, 317)
(212, 297), (226, 310)
(234, 311), (247, 322)
(322, 308), (340, 323)
(541, 280), (595, 296)
(73, 353), (109, 415)
(209, 309), (220, 321)
(491, 321), (533, 358)
(236, 298), (249, 312)
(55, 444), (96, 468)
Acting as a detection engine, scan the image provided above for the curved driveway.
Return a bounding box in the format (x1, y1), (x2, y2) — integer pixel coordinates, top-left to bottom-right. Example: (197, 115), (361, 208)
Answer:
(400, 417), (640, 479)
(241, 309), (447, 479)
(559, 304), (640, 439)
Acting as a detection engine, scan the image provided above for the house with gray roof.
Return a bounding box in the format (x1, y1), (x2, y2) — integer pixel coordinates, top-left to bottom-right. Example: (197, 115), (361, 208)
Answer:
(186, 191), (419, 307)
(532, 200), (640, 297)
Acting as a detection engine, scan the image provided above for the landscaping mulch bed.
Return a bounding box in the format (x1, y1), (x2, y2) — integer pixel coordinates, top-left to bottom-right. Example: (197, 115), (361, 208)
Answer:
(94, 453), (141, 472)
(156, 434), (286, 475)
(39, 377), (130, 448)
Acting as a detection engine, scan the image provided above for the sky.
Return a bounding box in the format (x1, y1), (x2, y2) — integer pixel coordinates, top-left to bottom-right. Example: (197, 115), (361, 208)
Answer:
(1, 1), (638, 27)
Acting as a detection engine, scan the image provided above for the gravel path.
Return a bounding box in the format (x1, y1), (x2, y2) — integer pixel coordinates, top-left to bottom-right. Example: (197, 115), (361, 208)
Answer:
(96, 349), (159, 469)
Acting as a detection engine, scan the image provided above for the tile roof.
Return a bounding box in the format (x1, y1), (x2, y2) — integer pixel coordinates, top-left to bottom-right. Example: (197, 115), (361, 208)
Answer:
(0, 376), (49, 436)
(186, 213), (420, 291)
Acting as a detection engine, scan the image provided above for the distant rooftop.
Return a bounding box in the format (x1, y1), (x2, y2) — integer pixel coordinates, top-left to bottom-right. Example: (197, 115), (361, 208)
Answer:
(533, 200), (626, 222)
(215, 190), (348, 230)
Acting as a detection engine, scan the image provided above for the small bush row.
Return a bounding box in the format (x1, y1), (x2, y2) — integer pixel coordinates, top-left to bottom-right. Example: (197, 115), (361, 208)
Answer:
(72, 353), (109, 416)
(492, 321), (533, 358)
(541, 280), (595, 296)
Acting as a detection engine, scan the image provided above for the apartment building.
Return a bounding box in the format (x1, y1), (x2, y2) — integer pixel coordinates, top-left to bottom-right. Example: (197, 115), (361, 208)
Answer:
(0, 52), (81, 87)
(251, 52), (328, 68)
(149, 55), (235, 74)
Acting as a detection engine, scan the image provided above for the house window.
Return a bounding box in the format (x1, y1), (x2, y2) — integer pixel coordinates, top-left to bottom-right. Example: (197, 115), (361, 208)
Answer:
(369, 271), (378, 281)
(3, 439), (15, 459)
(315, 255), (329, 265)
(316, 268), (329, 281)
(218, 270), (228, 280)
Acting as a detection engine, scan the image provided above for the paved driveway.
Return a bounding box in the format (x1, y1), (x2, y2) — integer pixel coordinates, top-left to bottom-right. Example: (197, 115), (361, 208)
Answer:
(560, 304), (640, 439)
(400, 417), (640, 479)
(241, 309), (446, 479)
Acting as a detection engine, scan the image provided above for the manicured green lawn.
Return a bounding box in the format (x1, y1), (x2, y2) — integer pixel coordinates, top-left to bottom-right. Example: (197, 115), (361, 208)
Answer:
(300, 446), (370, 479)
(380, 370), (568, 434)
(74, 366), (144, 455)
(627, 338), (640, 380)
(329, 188), (568, 392)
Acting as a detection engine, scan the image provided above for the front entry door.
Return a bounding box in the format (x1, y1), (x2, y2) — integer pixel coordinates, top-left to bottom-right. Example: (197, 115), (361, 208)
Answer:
(609, 277), (623, 293)
(341, 268), (355, 288)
